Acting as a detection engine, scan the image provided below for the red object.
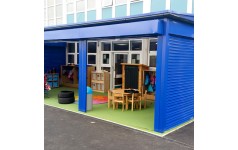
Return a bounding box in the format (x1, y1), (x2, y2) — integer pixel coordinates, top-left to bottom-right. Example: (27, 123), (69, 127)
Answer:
(44, 74), (51, 91)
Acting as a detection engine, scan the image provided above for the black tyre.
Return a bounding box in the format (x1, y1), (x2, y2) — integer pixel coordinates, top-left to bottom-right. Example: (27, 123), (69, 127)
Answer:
(58, 91), (74, 98)
(58, 97), (75, 104)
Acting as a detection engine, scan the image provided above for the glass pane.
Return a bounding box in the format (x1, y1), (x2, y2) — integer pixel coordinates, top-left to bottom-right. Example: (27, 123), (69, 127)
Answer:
(67, 3), (74, 13)
(77, 0), (85, 12)
(66, 0), (74, 3)
(48, 0), (54, 6)
(48, 19), (54, 26)
(67, 14), (74, 24)
(115, 0), (127, 5)
(48, 7), (54, 19)
(44, 20), (48, 26)
(102, 0), (113, 7)
(130, 40), (142, 51)
(68, 55), (75, 64)
(56, 5), (63, 17)
(87, 0), (96, 10)
(131, 54), (140, 64)
(88, 55), (96, 64)
(113, 41), (129, 51)
(56, 0), (63, 5)
(115, 54), (128, 75)
(88, 42), (97, 53)
(56, 18), (63, 25)
(68, 43), (75, 53)
(101, 42), (111, 51)
(149, 55), (157, 67)
(150, 39), (157, 51)
(103, 54), (110, 64)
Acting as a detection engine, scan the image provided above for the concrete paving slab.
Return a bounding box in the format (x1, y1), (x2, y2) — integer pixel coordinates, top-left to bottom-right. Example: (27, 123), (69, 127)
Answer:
(45, 105), (194, 150)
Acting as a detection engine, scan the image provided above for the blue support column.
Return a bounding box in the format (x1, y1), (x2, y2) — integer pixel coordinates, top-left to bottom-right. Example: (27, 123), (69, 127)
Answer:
(78, 40), (87, 112)
(154, 19), (169, 133)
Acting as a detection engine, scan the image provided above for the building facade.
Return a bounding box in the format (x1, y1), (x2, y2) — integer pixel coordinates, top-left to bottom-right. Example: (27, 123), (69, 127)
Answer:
(44, 0), (194, 27)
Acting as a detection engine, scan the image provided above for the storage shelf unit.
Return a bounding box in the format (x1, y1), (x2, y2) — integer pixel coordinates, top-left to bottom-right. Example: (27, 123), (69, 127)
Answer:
(91, 71), (110, 93)
(46, 73), (59, 88)
(87, 66), (95, 87)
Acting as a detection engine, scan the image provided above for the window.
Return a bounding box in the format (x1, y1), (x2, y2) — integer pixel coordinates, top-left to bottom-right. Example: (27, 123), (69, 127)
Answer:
(48, 0), (54, 6)
(102, 0), (113, 7)
(48, 7), (54, 19)
(67, 3), (74, 13)
(113, 41), (129, 51)
(130, 40), (142, 51)
(130, 1), (143, 15)
(88, 42), (97, 53)
(149, 38), (157, 68)
(115, 0), (127, 5)
(76, 0), (85, 12)
(56, 5), (63, 17)
(56, 18), (63, 25)
(170, 0), (188, 13)
(88, 55), (96, 64)
(102, 54), (110, 64)
(87, 42), (97, 65)
(67, 43), (78, 65)
(68, 43), (75, 53)
(68, 54), (75, 64)
(131, 54), (140, 64)
(87, 0), (96, 10)
(102, 42), (111, 51)
(149, 56), (156, 67)
(56, 0), (63, 5)
(150, 39), (157, 51)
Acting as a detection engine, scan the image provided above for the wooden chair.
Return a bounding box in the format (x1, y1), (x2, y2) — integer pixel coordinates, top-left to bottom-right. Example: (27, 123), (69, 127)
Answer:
(112, 89), (126, 111)
(126, 92), (142, 111)
(107, 90), (113, 108)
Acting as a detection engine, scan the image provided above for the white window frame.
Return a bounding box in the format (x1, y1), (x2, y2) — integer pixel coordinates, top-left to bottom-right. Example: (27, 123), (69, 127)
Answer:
(66, 42), (78, 65)
(101, 52), (111, 67)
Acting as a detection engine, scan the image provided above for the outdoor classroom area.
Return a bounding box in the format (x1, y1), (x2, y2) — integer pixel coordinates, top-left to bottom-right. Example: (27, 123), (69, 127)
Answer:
(44, 11), (194, 136)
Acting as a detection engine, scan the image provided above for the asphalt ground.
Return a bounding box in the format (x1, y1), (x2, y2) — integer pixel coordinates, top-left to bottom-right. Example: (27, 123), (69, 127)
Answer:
(45, 105), (194, 150)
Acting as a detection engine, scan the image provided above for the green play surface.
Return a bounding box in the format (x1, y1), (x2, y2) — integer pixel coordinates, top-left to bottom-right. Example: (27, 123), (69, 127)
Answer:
(44, 87), (193, 137)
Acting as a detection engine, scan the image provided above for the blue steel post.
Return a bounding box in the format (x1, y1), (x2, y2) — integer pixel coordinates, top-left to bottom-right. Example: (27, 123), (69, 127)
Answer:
(154, 19), (169, 133)
(78, 40), (87, 112)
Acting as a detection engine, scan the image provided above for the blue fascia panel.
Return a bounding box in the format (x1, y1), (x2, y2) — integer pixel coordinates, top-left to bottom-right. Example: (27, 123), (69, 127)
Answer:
(78, 40), (87, 112)
(44, 20), (164, 41)
(168, 20), (194, 38)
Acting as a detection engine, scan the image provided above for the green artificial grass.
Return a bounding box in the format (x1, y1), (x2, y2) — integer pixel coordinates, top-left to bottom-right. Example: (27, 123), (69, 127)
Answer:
(44, 87), (193, 137)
